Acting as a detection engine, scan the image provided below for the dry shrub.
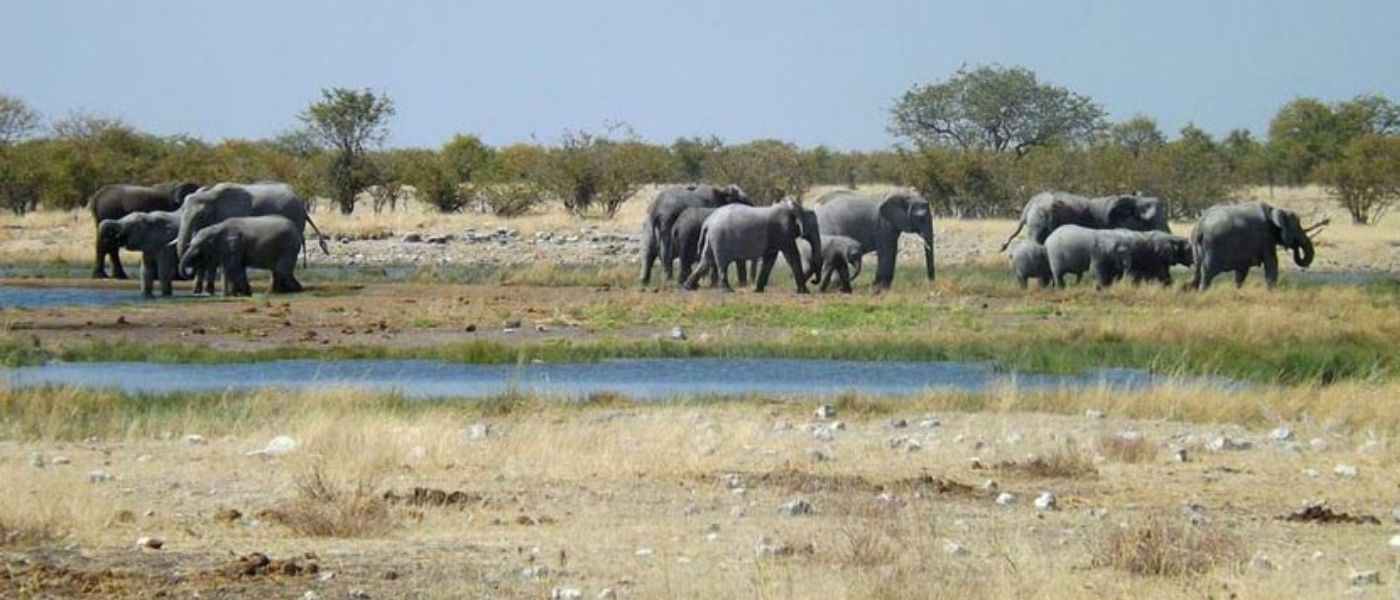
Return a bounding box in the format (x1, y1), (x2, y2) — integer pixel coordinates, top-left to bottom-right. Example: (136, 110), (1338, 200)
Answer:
(0, 515), (62, 548)
(1093, 513), (1243, 577)
(1003, 440), (1096, 478)
(1094, 432), (1158, 463)
(264, 464), (392, 538)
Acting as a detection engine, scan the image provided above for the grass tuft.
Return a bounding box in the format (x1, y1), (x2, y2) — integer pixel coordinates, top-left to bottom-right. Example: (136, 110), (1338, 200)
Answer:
(1093, 512), (1243, 577)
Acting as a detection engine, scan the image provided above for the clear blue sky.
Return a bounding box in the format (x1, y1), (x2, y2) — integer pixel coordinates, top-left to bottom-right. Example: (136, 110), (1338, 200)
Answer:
(3, 0), (1397, 150)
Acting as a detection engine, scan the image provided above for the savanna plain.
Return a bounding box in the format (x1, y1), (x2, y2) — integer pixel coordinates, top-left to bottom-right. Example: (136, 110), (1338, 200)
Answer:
(2, 185), (1400, 599)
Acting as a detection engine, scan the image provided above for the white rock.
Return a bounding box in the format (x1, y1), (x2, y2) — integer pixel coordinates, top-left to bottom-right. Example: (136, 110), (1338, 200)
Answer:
(669, 326), (686, 341)
(1303, 468), (1320, 479)
(301, 592), (321, 600)
(1333, 464), (1359, 478)
(634, 548), (654, 558)
(942, 540), (969, 556)
(918, 418), (941, 429)
(1114, 431), (1143, 443)
(1034, 492), (1057, 511)
(88, 469), (115, 483)
(995, 492), (1016, 506)
(468, 423), (491, 440)
(1269, 427), (1293, 442)
(596, 588), (617, 600)
(550, 587), (584, 600)
(1349, 570), (1380, 586)
(778, 498), (813, 516)
(1207, 436), (1252, 452)
(1003, 432), (1023, 445)
(1250, 551), (1275, 572)
(183, 434), (207, 446)
(721, 473), (746, 489)
(981, 479), (998, 492)
(1388, 535), (1400, 550)
(1308, 437), (1328, 452)
(813, 404), (836, 420)
(903, 438), (922, 452)
(51, 456), (70, 465)
(811, 425), (835, 442)
(1084, 409), (1106, 420)
(1170, 448), (1189, 463)
(1391, 506), (1400, 524)
(134, 536), (163, 550)
(408, 445), (428, 460)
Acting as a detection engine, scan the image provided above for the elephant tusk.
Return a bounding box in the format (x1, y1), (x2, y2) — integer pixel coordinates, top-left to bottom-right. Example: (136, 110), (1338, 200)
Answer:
(1302, 217), (1331, 234)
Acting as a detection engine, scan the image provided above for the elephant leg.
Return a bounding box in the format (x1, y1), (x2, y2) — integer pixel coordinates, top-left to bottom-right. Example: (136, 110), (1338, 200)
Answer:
(716, 259), (735, 293)
(682, 250), (712, 291)
(835, 262), (853, 294)
(156, 251), (175, 297)
(754, 253), (778, 293)
(677, 253), (693, 285)
(1038, 274), (1052, 288)
(110, 248), (128, 280)
(1233, 269), (1249, 288)
(819, 262), (835, 292)
(1016, 274), (1028, 290)
(140, 254), (156, 298)
(92, 235), (109, 278)
(640, 233), (657, 286)
(660, 237), (675, 281)
(781, 244), (808, 294)
(873, 245), (896, 291)
(1262, 253), (1279, 289)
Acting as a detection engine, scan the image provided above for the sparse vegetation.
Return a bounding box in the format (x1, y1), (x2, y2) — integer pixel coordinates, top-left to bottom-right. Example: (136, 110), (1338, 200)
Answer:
(1093, 512), (1244, 577)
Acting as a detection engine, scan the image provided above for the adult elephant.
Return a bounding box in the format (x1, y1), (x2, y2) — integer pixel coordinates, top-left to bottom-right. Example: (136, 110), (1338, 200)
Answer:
(682, 199), (821, 293)
(179, 216), (304, 296)
(813, 190), (934, 291)
(999, 191), (1170, 251)
(97, 211), (181, 297)
(640, 184), (748, 286)
(1045, 225), (1193, 289)
(176, 182), (328, 268)
(89, 181), (200, 279)
(1189, 202), (1316, 290)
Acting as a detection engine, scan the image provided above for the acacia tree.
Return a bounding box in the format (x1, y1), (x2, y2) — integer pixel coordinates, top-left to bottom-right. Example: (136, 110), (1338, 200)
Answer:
(542, 126), (670, 218)
(0, 93), (40, 144)
(299, 88), (395, 214)
(1322, 133), (1400, 224)
(890, 64), (1106, 158)
(1109, 116), (1165, 159)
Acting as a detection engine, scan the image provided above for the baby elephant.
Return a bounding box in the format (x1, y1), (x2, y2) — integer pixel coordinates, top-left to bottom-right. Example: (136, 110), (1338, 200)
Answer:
(800, 235), (864, 293)
(1008, 241), (1052, 289)
(97, 211), (181, 297)
(178, 215), (304, 296)
(1046, 225), (1192, 289)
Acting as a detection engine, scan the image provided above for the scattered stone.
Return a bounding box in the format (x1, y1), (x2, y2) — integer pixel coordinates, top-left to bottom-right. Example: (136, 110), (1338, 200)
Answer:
(778, 498), (813, 516)
(503, 319), (522, 330)
(134, 536), (163, 551)
(1282, 502), (1380, 525)
(302, 592), (321, 600)
(634, 548), (654, 558)
(1350, 570), (1380, 586)
(246, 435), (298, 458)
(721, 473), (746, 489)
(813, 404), (836, 420)
(981, 479), (998, 493)
(223, 552), (319, 578)
(918, 417), (942, 429)
(383, 487), (482, 507)
(995, 492), (1016, 506)
(1084, 409), (1106, 420)
(729, 505), (746, 518)
(51, 456), (70, 466)
(550, 587), (583, 600)
(942, 540), (969, 557)
(468, 423), (492, 440)
(1303, 468), (1320, 479)
(88, 469), (115, 483)
(425, 234), (452, 244)
(1250, 551), (1275, 572)
(1333, 464), (1359, 478)
(402, 233), (423, 243)
(669, 326), (686, 341)
(1002, 431), (1023, 445)
(810, 425), (835, 442)
(1270, 427), (1294, 442)
(902, 438), (922, 452)
(1207, 436), (1252, 452)
(1170, 448), (1189, 463)
(596, 588), (617, 600)
(1388, 535), (1400, 550)
(889, 418), (908, 428)
(183, 434), (207, 446)
(1033, 492), (1057, 511)
(346, 589), (371, 600)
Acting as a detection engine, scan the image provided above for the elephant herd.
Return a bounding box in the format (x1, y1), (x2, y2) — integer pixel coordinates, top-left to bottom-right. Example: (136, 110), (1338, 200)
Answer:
(91, 180), (1320, 299)
(644, 185), (1322, 293)
(90, 181), (326, 297)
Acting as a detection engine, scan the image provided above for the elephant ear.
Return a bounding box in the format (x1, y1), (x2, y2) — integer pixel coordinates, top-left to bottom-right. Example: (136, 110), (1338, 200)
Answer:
(1259, 203), (1286, 238)
(1106, 196), (1137, 226)
(878, 194), (914, 232)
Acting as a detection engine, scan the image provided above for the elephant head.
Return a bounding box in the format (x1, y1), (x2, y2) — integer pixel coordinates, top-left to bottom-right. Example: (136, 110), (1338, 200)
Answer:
(178, 224), (230, 280)
(176, 183), (248, 260)
(101, 213), (177, 252)
(778, 199), (821, 281)
(878, 192), (935, 281)
(1263, 204), (1314, 268)
(1149, 233), (1194, 268)
(716, 184), (750, 207)
(1106, 195), (1170, 233)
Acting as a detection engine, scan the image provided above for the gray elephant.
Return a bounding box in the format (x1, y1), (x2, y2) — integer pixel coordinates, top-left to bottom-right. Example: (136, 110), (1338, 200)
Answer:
(671, 206), (750, 287)
(176, 182), (328, 272)
(89, 181), (200, 279)
(640, 184), (749, 286)
(1008, 241), (1052, 289)
(1046, 226), (1192, 289)
(813, 190), (934, 291)
(799, 235), (863, 293)
(682, 199), (821, 293)
(178, 216), (304, 296)
(97, 212), (181, 297)
(1189, 202), (1316, 290)
(1000, 191), (1170, 251)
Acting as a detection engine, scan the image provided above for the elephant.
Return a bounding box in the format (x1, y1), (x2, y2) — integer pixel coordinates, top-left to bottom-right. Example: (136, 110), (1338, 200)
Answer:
(176, 182), (328, 273)
(640, 184), (749, 286)
(799, 235), (863, 293)
(178, 215), (304, 296)
(999, 191), (1170, 251)
(813, 190), (934, 291)
(1189, 202), (1316, 290)
(682, 199), (821, 293)
(96, 211), (181, 297)
(1008, 241), (1052, 289)
(671, 206), (750, 287)
(89, 181), (200, 279)
(1045, 225), (1193, 289)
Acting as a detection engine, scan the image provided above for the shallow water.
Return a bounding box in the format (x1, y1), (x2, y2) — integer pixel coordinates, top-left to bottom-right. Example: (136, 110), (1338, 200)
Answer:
(0, 285), (136, 309)
(0, 358), (1238, 400)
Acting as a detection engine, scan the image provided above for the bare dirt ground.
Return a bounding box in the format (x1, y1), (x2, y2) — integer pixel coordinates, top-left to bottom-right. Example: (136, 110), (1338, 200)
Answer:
(4, 396), (1400, 599)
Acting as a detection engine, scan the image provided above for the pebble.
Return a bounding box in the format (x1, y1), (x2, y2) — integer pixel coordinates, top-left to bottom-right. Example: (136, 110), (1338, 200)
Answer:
(1250, 551), (1275, 572)
(1170, 448), (1189, 463)
(596, 588), (617, 600)
(1207, 436), (1252, 452)
(550, 587), (584, 600)
(468, 423), (491, 440)
(634, 548), (654, 558)
(1349, 570), (1380, 586)
(246, 435), (297, 458)
(981, 479), (998, 492)
(889, 418), (908, 428)
(918, 417), (941, 429)
(813, 404), (837, 420)
(1388, 535), (1400, 550)
(1334, 464), (1359, 478)
(52, 456), (71, 465)
(302, 592), (321, 600)
(1033, 492), (1057, 511)
(1084, 409), (1106, 420)
(669, 326), (686, 341)
(1269, 427), (1294, 442)
(942, 540), (969, 556)
(1303, 468), (1320, 479)
(778, 498), (813, 516)
(88, 469), (115, 483)
(134, 536), (163, 550)
(183, 434), (207, 446)
(995, 492), (1016, 506)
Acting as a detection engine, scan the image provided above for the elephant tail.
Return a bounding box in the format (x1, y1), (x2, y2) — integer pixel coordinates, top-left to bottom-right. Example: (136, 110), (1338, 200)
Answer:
(305, 213), (330, 255)
(999, 218), (1025, 253)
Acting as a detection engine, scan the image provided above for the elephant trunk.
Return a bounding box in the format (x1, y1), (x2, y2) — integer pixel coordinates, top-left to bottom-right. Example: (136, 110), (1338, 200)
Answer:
(1292, 235), (1315, 268)
(177, 247), (197, 280)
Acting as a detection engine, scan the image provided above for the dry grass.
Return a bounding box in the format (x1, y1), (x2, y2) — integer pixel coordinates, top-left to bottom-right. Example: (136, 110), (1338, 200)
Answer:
(1095, 432), (1159, 464)
(1093, 512), (1244, 577)
(997, 439), (1097, 479)
(262, 463), (394, 538)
